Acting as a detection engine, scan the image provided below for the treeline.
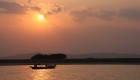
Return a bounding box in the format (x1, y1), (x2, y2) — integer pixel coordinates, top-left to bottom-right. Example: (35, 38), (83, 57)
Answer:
(1, 58), (140, 65)
(31, 53), (67, 59)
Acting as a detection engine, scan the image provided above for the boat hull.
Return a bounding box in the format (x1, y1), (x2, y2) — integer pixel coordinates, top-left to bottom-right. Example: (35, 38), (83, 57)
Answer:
(30, 64), (56, 69)
(30, 66), (55, 69)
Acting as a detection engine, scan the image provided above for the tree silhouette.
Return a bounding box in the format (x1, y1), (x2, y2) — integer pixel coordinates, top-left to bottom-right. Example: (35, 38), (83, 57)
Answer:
(31, 53), (67, 59)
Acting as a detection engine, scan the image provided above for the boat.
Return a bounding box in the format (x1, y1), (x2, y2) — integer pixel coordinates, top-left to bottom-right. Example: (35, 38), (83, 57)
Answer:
(30, 64), (56, 69)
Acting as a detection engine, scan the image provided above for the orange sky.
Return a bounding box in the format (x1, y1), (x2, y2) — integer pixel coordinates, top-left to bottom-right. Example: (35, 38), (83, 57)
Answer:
(0, 0), (140, 57)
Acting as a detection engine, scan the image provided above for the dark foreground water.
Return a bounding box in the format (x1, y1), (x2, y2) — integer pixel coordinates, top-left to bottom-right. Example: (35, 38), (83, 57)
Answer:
(0, 65), (140, 80)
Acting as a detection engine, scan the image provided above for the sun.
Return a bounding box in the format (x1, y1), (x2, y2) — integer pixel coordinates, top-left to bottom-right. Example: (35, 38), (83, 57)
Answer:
(39, 14), (44, 19)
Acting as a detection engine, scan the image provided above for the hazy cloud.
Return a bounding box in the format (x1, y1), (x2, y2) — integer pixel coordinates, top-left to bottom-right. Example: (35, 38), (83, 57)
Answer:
(30, 6), (41, 11)
(0, 1), (66, 16)
(118, 8), (140, 21)
(44, 4), (67, 16)
(52, 4), (64, 13)
(69, 8), (94, 22)
(97, 11), (115, 20)
(27, 0), (31, 3)
(0, 1), (28, 14)
(69, 7), (115, 22)
(70, 7), (140, 22)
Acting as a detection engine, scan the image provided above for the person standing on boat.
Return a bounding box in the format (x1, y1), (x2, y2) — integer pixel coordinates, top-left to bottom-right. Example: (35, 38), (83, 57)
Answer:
(34, 64), (37, 67)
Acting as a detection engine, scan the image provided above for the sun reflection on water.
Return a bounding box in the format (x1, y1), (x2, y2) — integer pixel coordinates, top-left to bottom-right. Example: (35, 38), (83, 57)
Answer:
(31, 70), (51, 80)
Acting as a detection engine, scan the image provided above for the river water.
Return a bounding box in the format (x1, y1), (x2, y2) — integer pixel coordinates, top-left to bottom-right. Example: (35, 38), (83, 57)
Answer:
(0, 65), (140, 80)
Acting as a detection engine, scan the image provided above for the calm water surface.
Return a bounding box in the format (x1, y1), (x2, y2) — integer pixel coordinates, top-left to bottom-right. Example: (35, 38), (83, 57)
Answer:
(0, 65), (140, 80)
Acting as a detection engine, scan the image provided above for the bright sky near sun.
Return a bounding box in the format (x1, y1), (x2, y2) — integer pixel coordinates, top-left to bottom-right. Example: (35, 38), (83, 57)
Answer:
(0, 0), (140, 57)
(39, 14), (44, 19)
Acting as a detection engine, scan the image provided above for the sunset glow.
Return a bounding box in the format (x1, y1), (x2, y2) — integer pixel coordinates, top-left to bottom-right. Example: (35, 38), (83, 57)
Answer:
(0, 0), (140, 57)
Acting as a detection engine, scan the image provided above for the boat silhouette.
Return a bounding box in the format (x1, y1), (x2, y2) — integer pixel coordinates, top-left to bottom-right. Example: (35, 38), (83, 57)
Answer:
(30, 63), (56, 69)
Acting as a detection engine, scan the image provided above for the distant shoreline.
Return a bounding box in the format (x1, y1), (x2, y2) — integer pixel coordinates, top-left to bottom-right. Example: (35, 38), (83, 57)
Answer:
(0, 63), (140, 66)
(0, 58), (140, 66)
